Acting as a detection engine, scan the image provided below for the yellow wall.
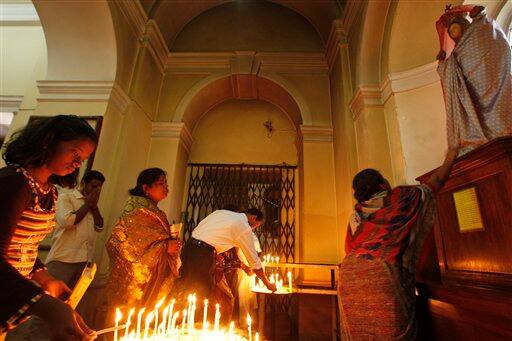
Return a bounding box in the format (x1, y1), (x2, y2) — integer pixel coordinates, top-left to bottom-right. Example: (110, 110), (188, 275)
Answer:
(189, 99), (298, 165)
(392, 82), (448, 183)
(387, 0), (462, 74)
(0, 25), (47, 97)
(300, 138), (338, 283)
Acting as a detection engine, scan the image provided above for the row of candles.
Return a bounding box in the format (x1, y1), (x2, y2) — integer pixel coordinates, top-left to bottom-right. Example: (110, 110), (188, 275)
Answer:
(113, 294), (258, 340)
(251, 271), (293, 294)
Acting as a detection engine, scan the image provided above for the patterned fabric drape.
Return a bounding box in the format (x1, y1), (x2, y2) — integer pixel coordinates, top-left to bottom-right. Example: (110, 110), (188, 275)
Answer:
(438, 13), (512, 154)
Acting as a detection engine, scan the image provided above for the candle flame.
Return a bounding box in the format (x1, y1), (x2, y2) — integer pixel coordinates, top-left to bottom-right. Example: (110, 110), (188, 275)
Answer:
(115, 308), (122, 322)
(246, 313), (252, 326)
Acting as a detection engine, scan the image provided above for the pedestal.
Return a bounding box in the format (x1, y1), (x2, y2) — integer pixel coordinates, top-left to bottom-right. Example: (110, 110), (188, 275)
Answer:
(416, 136), (512, 339)
(418, 136), (512, 289)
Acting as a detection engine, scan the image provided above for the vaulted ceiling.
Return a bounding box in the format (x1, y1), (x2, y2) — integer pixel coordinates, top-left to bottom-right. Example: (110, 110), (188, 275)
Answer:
(138, 0), (343, 50)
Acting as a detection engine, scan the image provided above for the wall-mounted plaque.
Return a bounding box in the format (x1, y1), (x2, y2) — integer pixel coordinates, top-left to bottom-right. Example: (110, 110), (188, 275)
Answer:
(452, 186), (484, 233)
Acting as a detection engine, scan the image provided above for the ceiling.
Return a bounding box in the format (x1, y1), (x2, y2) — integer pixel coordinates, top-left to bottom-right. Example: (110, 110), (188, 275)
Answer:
(139, 0), (343, 49)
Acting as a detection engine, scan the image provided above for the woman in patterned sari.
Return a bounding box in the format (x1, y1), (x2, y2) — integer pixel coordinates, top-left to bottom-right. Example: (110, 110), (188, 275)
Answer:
(339, 148), (458, 340)
(106, 168), (182, 313)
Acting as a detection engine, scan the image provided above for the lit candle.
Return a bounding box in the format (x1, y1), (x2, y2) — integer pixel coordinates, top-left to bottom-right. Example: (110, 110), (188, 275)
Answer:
(188, 294), (196, 332)
(247, 314), (252, 341)
(214, 304), (221, 331)
(160, 305), (168, 335)
(114, 308), (122, 341)
(255, 332), (260, 341)
(136, 308), (145, 338)
(288, 271), (292, 292)
(276, 256), (280, 263)
(229, 321), (235, 339)
(181, 309), (187, 334)
(203, 299), (209, 330)
(154, 298), (164, 336)
(144, 312), (154, 340)
(171, 311), (179, 334)
(125, 308), (135, 337)
(166, 299), (175, 334)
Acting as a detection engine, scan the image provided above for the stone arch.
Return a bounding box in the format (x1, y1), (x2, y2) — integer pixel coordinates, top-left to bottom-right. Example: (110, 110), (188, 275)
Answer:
(33, 0), (116, 81)
(174, 72), (311, 130)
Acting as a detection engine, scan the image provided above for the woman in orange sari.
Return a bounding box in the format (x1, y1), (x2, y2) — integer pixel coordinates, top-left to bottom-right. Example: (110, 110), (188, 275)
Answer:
(106, 168), (182, 312)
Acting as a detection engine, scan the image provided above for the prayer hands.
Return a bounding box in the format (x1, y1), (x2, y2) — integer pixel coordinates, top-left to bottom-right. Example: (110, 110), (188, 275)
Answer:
(85, 188), (101, 209)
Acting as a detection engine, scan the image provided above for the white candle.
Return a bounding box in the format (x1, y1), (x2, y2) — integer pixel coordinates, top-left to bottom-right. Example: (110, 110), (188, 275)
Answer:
(214, 304), (221, 331)
(229, 321), (235, 340)
(166, 299), (175, 334)
(203, 299), (209, 330)
(276, 256), (280, 263)
(171, 311), (179, 334)
(136, 308), (145, 338)
(154, 298), (164, 336)
(247, 314), (252, 341)
(288, 271), (292, 292)
(188, 294), (196, 332)
(144, 312), (154, 340)
(255, 332), (260, 341)
(114, 308), (122, 341)
(161, 306), (168, 335)
(125, 308), (135, 337)
(181, 309), (187, 334)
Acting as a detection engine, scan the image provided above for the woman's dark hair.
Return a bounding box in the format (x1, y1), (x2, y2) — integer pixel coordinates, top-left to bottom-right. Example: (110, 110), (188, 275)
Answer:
(51, 168), (80, 189)
(352, 169), (386, 203)
(221, 204), (240, 212)
(129, 168), (166, 197)
(2, 115), (97, 168)
(243, 208), (264, 221)
(82, 170), (105, 184)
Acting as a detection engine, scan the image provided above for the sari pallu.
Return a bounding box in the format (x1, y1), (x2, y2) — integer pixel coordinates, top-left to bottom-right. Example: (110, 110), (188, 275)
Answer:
(106, 196), (179, 311)
(339, 185), (435, 340)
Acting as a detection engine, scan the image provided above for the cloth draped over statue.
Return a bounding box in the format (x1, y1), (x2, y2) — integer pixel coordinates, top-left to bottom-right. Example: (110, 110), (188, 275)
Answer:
(437, 11), (512, 154)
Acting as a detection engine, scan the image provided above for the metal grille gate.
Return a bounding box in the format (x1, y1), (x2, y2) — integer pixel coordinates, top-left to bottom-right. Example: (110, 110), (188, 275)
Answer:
(182, 163), (296, 262)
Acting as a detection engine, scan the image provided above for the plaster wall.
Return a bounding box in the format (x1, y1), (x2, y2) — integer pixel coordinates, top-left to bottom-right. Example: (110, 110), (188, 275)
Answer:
(189, 99), (298, 165)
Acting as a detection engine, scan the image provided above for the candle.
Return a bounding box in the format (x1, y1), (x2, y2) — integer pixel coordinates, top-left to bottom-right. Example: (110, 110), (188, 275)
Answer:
(171, 311), (179, 334)
(166, 299), (175, 334)
(229, 321), (235, 340)
(160, 305), (168, 335)
(136, 308), (145, 338)
(144, 312), (154, 340)
(203, 299), (209, 330)
(214, 304), (221, 331)
(125, 308), (135, 337)
(114, 308), (122, 341)
(288, 271), (292, 292)
(255, 332), (260, 341)
(154, 298), (164, 336)
(247, 314), (252, 341)
(181, 309), (187, 334)
(276, 256), (280, 263)
(188, 294), (196, 332)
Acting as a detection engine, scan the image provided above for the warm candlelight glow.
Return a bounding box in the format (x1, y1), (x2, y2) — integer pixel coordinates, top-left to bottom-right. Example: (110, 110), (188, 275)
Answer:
(108, 295), (251, 340)
(136, 308), (145, 338)
(125, 308), (135, 337)
(203, 299), (209, 330)
(247, 314), (252, 341)
(115, 308), (122, 341)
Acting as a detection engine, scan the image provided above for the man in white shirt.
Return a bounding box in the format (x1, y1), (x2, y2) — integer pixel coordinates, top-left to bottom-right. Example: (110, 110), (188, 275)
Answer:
(45, 170), (105, 289)
(178, 208), (276, 303)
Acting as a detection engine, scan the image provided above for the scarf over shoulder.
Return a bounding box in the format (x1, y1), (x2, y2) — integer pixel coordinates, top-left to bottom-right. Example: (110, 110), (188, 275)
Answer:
(107, 195), (179, 308)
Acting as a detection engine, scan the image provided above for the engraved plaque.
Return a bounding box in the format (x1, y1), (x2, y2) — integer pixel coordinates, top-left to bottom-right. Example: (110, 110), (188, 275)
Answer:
(452, 187), (484, 232)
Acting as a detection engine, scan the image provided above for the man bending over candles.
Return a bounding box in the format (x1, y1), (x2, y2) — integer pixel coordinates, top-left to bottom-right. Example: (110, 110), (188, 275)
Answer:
(176, 208), (276, 314)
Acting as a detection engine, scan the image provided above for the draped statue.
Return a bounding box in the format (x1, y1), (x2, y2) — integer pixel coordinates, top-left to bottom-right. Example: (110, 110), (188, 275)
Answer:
(436, 5), (512, 155)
